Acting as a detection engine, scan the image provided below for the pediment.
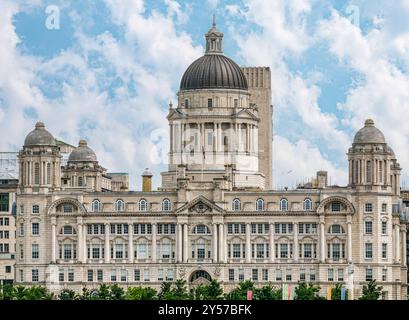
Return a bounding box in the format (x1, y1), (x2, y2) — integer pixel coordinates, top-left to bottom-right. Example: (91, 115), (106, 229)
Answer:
(176, 195), (225, 214)
(167, 108), (187, 120)
(234, 108), (259, 121)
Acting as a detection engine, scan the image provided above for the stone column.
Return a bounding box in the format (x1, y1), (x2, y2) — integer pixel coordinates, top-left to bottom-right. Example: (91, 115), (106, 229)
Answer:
(213, 123), (217, 152)
(183, 224), (188, 262)
(77, 220), (83, 262)
(218, 223), (224, 262)
(51, 218), (56, 263)
(177, 223), (182, 262)
(401, 227), (407, 267)
(128, 223), (134, 263)
(246, 223), (251, 263)
(83, 224), (87, 263)
(224, 224), (228, 263)
(212, 223), (218, 262)
(294, 223), (299, 262)
(347, 219), (352, 262)
(319, 220), (325, 263)
(152, 223), (157, 262)
(104, 223), (110, 263)
(395, 224), (400, 263)
(269, 223), (275, 263)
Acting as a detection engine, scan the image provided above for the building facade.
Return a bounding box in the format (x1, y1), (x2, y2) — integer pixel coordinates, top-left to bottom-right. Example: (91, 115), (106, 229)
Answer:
(12, 22), (408, 299)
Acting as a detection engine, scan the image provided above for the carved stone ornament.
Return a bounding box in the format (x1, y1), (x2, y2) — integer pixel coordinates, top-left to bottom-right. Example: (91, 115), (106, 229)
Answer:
(214, 267), (221, 277)
(179, 267), (186, 277)
(189, 202), (212, 213)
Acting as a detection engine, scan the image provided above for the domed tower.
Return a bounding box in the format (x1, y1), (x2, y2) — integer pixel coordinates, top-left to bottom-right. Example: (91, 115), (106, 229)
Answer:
(62, 140), (109, 191)
(162, 18), (266, 190)
(18, 122), (62, 193)
(347, 119), (400, 195)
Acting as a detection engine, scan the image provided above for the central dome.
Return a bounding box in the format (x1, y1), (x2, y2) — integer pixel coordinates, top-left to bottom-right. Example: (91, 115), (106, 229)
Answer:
(180, 55), (248, 91)
(179, 19), (248, 91)
(353, 119), (386, 144)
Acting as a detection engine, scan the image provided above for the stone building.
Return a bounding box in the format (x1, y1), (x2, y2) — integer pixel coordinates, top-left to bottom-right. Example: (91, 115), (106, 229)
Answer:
(12, 21), (408, 299)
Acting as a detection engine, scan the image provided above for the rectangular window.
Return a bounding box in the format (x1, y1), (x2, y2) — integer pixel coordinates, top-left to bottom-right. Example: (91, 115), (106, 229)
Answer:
(365, 203), (373, 212)
(32, 244), (39, 259)
(365, 268), (373, 281)
(68, 270), (74, 282)
(382, 268), (387, 282)
(280, 244), (288, 258)
(110, 270), (117, 282)
(207, 98), (213, 109)
(97, 270), (103, 282)
(262, 269), (268, 281)
(144, 269), (150, 282)
(19, 244), (24, 259)
(239, 269), (244, 281)
(32, 223), (39, 235)
(0, 193), (9, 212)
(87, 270), (93, 282)
(327, 268), (334, 281)
(331, 202), (341, 212)
(59, 270), (64, 282)
(365, 243), (373, 259)
(157, 269), (163, 281)
(382, 221), (387, 235)
(32, 269), (39, 282)
(338, 269), (344, 281)
(228, 269), (235, 281)
(120, 269), (127, 282)
(32, 205), (39, 214)
(310, 268), (316, 281)
(382, 243), (387, 259)
(134, 269), (141, 281)
(166, 269), (174, 281)
(19, 270), (24, 282)
(299, 269), (306, 282)
(382, 203), (387, 213)
(276, 269), (282, 281)
(286, 269), (292, 281)
(234, 99), (238, 109)
(365, 221), (373, 234)
(252, 269), (258, 281)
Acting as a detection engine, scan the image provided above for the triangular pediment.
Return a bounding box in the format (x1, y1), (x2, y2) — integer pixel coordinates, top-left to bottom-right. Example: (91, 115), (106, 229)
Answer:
(167, 108), (187, 120)
(175, 195), (225, 214)
(234, 108), (259, 121)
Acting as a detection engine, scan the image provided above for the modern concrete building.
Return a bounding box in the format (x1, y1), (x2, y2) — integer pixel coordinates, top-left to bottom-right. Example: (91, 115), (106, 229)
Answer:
(9, 21), (408, 299)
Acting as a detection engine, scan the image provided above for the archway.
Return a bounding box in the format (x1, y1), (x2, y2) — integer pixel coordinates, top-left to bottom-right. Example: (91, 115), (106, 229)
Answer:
(190, 270), (212, 285)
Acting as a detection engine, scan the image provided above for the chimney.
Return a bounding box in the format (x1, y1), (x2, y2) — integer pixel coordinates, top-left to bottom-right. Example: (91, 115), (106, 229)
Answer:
(141, 168), (153, 192)
(317, 171), (328, 189)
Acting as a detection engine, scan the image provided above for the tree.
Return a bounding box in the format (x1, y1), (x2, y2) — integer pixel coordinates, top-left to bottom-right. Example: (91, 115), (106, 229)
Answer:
(109, 284), (125, 300)
(170, 279), (190, 300)
(13, 285), (28, 300)
(58, 289), (77, 300)
(158, 282), (173, 300)
(190, 280), (224, 300)
(254, 284), (281, 300)
(24, 286), (53, 300)
(125, 286), (157, 300)
(331, 283), (348, 300)
(224, 280), (255, 300)
(0, 284), (15, 300)
(359, 280), (383, 300)
(295, 282), (325, 300)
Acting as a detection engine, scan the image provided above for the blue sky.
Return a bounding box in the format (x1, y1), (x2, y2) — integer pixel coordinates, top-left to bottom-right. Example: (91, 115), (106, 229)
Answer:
(1, 0), (409, 190)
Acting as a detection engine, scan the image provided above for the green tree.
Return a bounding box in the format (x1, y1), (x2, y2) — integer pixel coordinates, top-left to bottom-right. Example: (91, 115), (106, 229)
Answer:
(224, 280), (255, 300)
(125, 286), (157, 300)
(170, 279), (190, 300)
(0, 284), (15, 300)
(58, 289), (77, 300)
(13, 285), (28, 300)
(158, 282), (173, 300)
(191, 280), (224, 300)
(331, 283), (348, 300)
(359, 280), (383, 300)
(24, 286), (53, 300)
(96, 284), (111, 300)
(109, 284), (125, 300)
(254, 284), (281, 300)
(295, 282), (325, 300)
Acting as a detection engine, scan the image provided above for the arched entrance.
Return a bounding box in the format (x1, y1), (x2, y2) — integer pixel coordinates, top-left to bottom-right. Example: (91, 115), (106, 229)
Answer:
(190, 270), (212, 285)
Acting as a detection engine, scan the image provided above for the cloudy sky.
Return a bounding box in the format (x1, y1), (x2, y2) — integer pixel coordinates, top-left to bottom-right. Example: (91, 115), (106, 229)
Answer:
(1, 0), (409, 190)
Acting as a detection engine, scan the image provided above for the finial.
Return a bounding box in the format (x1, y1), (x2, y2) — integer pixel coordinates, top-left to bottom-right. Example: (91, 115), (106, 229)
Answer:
(364, 119), (374, 127)
(169, 100), (173, 109)
(212, 14), (216, 28)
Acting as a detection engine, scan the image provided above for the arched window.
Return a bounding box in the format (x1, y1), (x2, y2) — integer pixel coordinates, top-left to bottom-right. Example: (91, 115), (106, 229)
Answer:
(366, 160), (372, 183)
(78, 176), (83, 187)
(280, 198), (288, 211)
(255, 198), (264, 211)
(303, 198), (312, 211)
(329, 224), (345, 234)
(46, 163), (51, 184)
(91, 199), (101, 212)
(193, 225), (210, 234)
(115, 199), (125, 212)
(138, 199), (148, 211)
(60, 226), (76, 235)
(162, 199), (171, 211)
(232, 199), (241, 211)
(34, 162), (40, 185)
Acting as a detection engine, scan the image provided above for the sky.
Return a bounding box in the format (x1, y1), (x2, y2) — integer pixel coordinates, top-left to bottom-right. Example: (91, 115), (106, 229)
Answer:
(1, 0), (409, 190)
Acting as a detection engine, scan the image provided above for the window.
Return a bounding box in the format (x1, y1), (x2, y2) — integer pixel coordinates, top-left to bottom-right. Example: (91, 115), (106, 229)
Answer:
(239, 269), (244, 281)
(275, 223), (293, 234)
(134, 269), (141, 281)
(34, 163), (40, 184)
(78, 176), (83, 187)
(252, 269), (258, 281)
(310, 269), (316, 281)
(97, 270), (103, 282)
(144, 269), (150, 281)
(338, 269), (344, 281)
(232, 199), (241, 211)
(382, 203), (387, 213)
(20, 205), (24, 215)
(59, 270), (64, 282)
(262, 269), (268, 281)
(19, 223), (24, 236)
(0, 193), (9, 212)
(234, 99), (238, 109)
(120, 270), (127, 282)
(280, 198), (288, 211)
(62, 226), (76, 235)
(87, 270), (94, 282)
(382, 243), (387, 259)
(157, 269), (164, 281)
(382, 268), (387, 282)
(32, 269), (39, 282)
(299, 269), (306, 282)
(207, 98), (213, 109)
(5, 266), (11, 273)
(184, 99), (189, 108)
(110, 224), (129, 235)
(365, 221), (373, 234)
(365, 268), (373, 281)
(255, 198), (264, 211)
(32, 223), (39, 235)
(32, 244), (39, 259)
(365, 243), (373, 259)
(19, 244), (24, 259)
(299, 223), (317, 234)
(63, 203), (73, 213)
(279, 243), (289, 258)
(138, 199), (148, 211)
(193, 225), (210, 234)
(331, 202), (341, 212)
(166, 269), (174, 281)
(91, 200), (101, 212)
(228, 269), (235, 281)
(286, 269), (292, 281)
(68, 270), (74, 282)
(115, 199), (125, 212)
(111, 270), (117, 282)
(382, 221), (387, 235)
(365, 203), (373, 212)
(329, 224), (344, 234)
(327, 268), (334, 281)
(162, 199), (171, 211)
(32, 205), (39, 214)
(275, 269), (282, 281)
(303, 198), (312, 211)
